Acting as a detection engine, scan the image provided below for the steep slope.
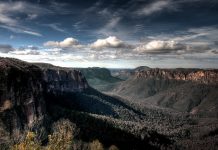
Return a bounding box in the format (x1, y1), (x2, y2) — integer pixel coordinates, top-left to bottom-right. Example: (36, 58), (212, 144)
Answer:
(0, 58), (88, 142)
(144, 83), (218, 117)
(134, 66), (151, 72)
(0, 58), (46, 142)
(110, 69), (133, 80)
(110, 66), (150, 80)
(112, 68), (218, 117)
(78, 67), (122, 91)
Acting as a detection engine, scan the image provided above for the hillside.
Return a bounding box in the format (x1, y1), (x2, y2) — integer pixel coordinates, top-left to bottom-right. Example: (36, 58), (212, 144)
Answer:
(110, 66), (150, 80)
(78, 67), (123, 91)
(112, 68), (218, 117)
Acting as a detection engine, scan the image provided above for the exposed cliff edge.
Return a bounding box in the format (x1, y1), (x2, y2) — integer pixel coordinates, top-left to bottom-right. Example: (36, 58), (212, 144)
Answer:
(112, 68), (218, 117)
(0, 57), (88, 142)
(135, 68), (218, 84)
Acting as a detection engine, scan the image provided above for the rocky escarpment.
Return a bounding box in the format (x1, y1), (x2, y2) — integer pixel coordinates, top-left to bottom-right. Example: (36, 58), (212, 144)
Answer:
(38, 66), (88, 93)
(0, 58), (88, 141)
(112, 68), (218, 117)
(135, 68), (218, 84)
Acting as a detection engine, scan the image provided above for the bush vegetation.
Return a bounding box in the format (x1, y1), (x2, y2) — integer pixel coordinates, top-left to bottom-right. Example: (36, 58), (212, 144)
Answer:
(11, 119), (118, 150)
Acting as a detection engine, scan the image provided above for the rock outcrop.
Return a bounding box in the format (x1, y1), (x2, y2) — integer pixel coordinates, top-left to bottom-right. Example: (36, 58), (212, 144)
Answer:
(0, 58), (88, 141)
(135, 68), (218, 84)
(112, 67), (218, 117)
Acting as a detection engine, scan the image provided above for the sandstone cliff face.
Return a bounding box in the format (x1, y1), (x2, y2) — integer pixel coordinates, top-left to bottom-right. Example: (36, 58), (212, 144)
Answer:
(0, 58), (88, 140)
(42, 68), (88, 93)
(135, 68), (218, 84)
(113, 68), (218, 117)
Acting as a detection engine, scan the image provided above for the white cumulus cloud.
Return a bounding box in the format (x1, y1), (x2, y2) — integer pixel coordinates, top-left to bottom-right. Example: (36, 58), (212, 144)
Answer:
(44, 37), (79, 48)
(90, 36), (128, 49)
(134, 40), (185, 54)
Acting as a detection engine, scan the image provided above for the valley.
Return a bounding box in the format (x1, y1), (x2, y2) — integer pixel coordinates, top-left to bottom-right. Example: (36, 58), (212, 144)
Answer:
(0, 57), (218, 150)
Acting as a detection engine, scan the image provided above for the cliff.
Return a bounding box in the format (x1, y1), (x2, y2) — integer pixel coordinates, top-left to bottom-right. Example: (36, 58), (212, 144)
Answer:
(112, 68), (218, 116)
(135, 68), (218, 84)
(0, 58), (88, 141)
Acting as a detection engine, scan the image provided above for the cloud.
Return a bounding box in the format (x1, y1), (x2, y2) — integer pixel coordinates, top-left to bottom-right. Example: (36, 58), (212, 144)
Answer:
(18, 45), (39, 51)
(134, 40), (185, 54)
(212, 50), (218, 54)
(85, 0), (102, 13)
(43, 23), (65, 33)
(105, 17), (121, 29)
(23, 30), (42, 37)
(90, 36), (131, 49)
(0, 1), (47, 36)
(187, 26), (218, 42)
(10, 35), (15, 40)
(0, 1), (49, 21)
(44, 37), (80, 48)
(0, 25), (42, 37)
(0, 44), (15, 53)
(96, 17), (122, 36)
(10, 50), (40, 55)
(134, 39), (212, 55)
(0, 14), (17, 26)
(27, 14), (38, 20)
(135, 0), (171, 16)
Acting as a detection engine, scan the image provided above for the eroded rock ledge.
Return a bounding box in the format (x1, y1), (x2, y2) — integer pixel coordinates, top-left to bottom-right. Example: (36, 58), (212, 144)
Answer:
(135, 68), (218, 84)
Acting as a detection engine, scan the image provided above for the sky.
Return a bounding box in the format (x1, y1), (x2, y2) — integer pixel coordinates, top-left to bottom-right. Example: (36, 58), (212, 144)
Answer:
(0, 0), (218, 68)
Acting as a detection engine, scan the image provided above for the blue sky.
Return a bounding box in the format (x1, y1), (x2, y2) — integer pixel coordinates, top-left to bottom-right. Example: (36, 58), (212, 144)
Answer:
(0, 0), (218, 68)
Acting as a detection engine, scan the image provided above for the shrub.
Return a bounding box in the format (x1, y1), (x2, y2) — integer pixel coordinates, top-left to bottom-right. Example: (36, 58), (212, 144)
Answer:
(47, 119), (77, 150)
(89, 139), (104, 150)
(11, 132), (41, 150)
(11, 119), (78, 150)
(108, 145), (119, 150)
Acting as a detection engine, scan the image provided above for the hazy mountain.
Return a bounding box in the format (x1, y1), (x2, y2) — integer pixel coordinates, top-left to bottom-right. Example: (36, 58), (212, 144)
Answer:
(110, 66), (150, 80)
(110, 69), (132, 80)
